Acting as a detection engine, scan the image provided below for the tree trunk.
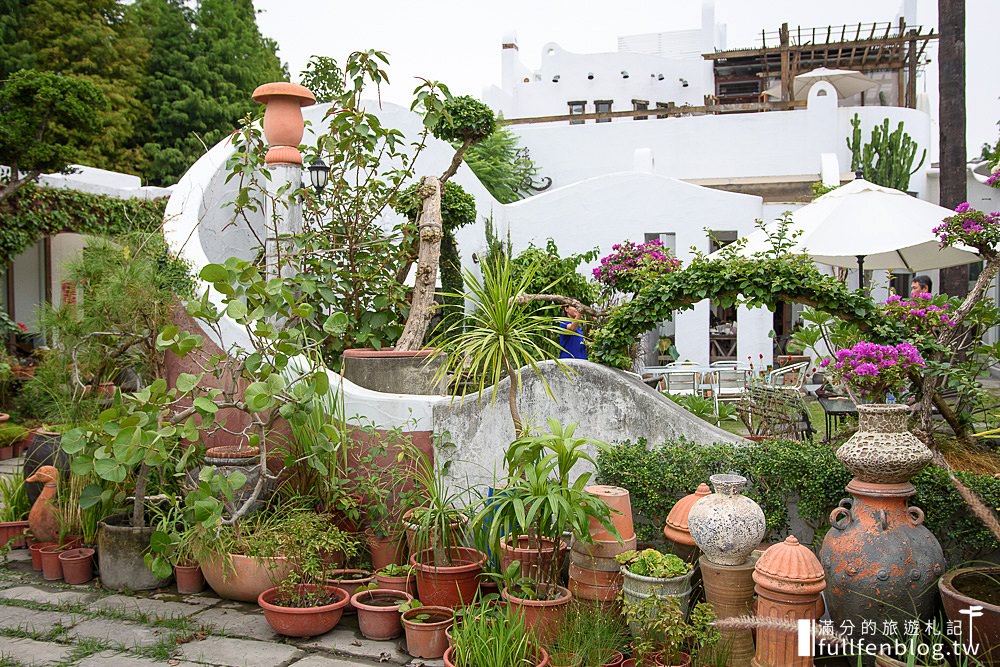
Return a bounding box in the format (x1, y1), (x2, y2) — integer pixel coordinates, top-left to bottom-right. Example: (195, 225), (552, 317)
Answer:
(396, 176), (443, 351)
(505, 358), (525, 439)
(938, 0), (969, 296)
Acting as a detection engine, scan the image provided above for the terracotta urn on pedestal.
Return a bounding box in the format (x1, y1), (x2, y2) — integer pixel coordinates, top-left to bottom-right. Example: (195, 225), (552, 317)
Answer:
(663, 483), (710, 559)
(251, 82), (316, 166)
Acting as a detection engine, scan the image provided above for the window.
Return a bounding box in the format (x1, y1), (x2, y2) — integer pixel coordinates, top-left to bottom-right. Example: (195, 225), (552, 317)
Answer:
(595, 100), (612, 123)
(632, 99), (649, 120)
(568, 100), (585, 125)
(656, 102), (672, 119)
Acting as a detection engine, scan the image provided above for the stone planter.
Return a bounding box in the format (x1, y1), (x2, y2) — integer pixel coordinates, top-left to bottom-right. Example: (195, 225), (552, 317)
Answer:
(687, 474), (765, 566)
(835, 404), (932, 484)
(621, 567), (694, 616)
(341, 348), (446, 395)
(98, 513), (172, 591)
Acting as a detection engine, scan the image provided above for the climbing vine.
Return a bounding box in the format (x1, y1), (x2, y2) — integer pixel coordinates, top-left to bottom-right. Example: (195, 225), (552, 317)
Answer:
(0, 183), (168, 265)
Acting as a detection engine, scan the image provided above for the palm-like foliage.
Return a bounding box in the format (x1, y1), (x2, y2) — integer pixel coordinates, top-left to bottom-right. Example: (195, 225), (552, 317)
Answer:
(429, 256), (571, 438)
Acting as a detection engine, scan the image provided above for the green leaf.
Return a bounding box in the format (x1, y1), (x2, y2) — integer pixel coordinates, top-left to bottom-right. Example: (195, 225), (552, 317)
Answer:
(94, 458), (127, 483)
(175, 372), (201, 394)
(193, 397), (218, 414)
(200, 264), (228, 282)
(323, 312), (349, 336)
(226, 300), (248, 319)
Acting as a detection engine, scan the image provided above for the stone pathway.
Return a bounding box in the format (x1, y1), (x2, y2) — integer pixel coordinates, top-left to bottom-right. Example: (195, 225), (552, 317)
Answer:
(0, 548), (442, 667)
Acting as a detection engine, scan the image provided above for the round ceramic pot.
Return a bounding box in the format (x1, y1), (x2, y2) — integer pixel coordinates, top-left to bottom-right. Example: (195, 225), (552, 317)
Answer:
(938, 566), (1000, 663)
(499, 535), (567, 581)
(375, 571), (418, 597)
(569, 562), (623, 587)
(351, 589), (412, 641)
(502, 584), (572, 644)
(258, 584), (349, 637)
(402, 605), (453, 659)
(39, 545), (65, 580)
(328, 569), (374, 614)
(444, 645), (549, 667)
(663, 483), (711, 549)
(367, 530), (406, 570)
(568, 577), (620, 604)
(175, 564), (205, 595)
(411, 547), (486, 609)
(835, 404), (933, 483)
(201, 553), (291, 602)
(621, 567), (694, 616)
(687, 474), (765, 566)
(58, 548), (94, 585)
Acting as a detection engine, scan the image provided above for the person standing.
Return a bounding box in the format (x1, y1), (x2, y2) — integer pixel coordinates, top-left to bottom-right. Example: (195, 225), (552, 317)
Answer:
(558, 306), (587, 360)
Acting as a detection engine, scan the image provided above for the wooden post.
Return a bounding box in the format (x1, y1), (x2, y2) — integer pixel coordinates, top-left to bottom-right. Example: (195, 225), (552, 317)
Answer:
(779, 23), (791, 102)
(896, 18), (906, 106)
(906, 29), (918, 109)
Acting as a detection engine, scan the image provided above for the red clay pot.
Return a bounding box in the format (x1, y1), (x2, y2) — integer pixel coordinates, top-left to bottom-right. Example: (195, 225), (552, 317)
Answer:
(0, 445), (13, 460)
(502, 584), (573, 643)
(402, 605), (453, 659)
(351, 589), (412, 640)
(568, 562), (623, 587)
(175, 564), (205, 594)
(939, 566), (1000, 663)
(0, 521), (29, 550)
(258, 584), (349, 637)
(411, 547), (486, 609)
(375, 570), (417, 597)
(39, 544), (65, 581)
(584, 485), (634, 541)
(58, 548), (94, 584)
(402, 507), (468, 555)
(201, 554), (292, 602)
(499, 535), (567, 581)
(655, 652), (691, 667)
(367, 530), (406, 570)
(601, 651), (625, 667)
(29, 541), (54, 571)
(328, 569), (374, 614)
(444, 645), (549, 667)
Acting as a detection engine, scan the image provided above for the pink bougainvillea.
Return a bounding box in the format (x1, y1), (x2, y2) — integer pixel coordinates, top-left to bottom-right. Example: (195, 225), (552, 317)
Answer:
(932, 202), (1000, 251)
(593, 239), (681, 291)
(883, 293), (956, 333)
(820, 341), (924, 402)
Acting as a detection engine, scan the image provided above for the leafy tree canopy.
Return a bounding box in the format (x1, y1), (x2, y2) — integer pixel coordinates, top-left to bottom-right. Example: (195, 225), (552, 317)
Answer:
(464, 124), (538, 204)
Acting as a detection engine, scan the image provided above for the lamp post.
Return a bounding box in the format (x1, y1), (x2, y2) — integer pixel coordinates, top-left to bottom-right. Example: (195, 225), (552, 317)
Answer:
(308, 157), (330, 194)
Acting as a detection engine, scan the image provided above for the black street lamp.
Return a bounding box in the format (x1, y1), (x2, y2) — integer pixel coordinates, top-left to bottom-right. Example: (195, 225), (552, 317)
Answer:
(308, 156), (330, 194)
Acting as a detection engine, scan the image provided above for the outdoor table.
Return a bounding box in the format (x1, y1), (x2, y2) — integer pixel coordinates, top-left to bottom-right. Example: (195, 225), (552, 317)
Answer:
(818, 396), (857, 442)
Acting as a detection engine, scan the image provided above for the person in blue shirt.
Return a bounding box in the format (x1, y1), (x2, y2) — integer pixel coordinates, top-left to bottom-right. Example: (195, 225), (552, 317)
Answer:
(558, 306), (587, 360)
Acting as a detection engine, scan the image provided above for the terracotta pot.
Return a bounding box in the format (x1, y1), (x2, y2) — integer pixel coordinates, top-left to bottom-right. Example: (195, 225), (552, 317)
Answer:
(663, 483), (710, 548)
(0, 445), (12, 460)
(0, 521), (29, 550)
(584, 485), (634, 541)
(258, 584), (349, 637)
(443, 645), (549, 667)
(601, 651), (625, 667)
(0, 413), (8, 423)
(402, 605), (453, 659)
(375, 571), (418, 597)
(655, 652), (691, 667)
(687, 474), (765, 566)
(550, 654), (583, 667)
(411, 547), (486, 609)
(251, 82), (316, 166)
(700, 554), (758, 667)
(328, 569), (374, 613)
(568, 577), (620, 603)
(502, 584), (572, 643)
(402, 507), (468, 557)
(569, 562), (623, 587)
(29, 541), (54, 570)
(478, 579), (500, 598)
(570, 534), (637, 559)
(39, 544), (65, 580)
(175, 564), (205, 594)
(622, 660), (637, 667)
(58, 548), (95, 584)
(351, 589), (412, 640)
(938, 566), (1000, 663)
(201, 553), (291, 602)
(367, 530), (406, 570)
(499, 535), (567, 581)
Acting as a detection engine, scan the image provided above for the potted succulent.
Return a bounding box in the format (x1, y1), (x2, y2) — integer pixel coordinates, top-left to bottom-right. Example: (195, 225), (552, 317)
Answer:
(445, 598), (550, 667)
(401, 599), (454, 660)
(616, 549), (694, 614)
(351, 585), (413, 640)
(375, 563), (417, 597)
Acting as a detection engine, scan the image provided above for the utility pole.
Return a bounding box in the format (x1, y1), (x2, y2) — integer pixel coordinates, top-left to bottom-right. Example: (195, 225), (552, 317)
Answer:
(938, 0), (969, 296)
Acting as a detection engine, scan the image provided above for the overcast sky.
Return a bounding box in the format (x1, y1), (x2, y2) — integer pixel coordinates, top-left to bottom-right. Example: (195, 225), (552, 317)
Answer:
(254, 0), (999, 156)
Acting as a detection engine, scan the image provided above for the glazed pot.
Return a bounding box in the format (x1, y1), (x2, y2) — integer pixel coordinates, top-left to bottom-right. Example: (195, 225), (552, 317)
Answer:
(98, 513), (172, 591)
(835, 404), (933, 483)
(938, 566), (1000, 663)
(328, 569), (374, 613)
(29, 541), (55, 571)
(687, 474), (765, 566)
(258, 584), (349, 637)
(502, 584), (573, 643)
(201, 553), (291, 602)
(58, 548), (95, 585)
(411, 547), (486, 609)
(585, 485), (635, 541)
(621, 567), (694, 616)
(351, 589), (412, 641)
(402, 605), (453, 659)
(175, 564), (205, 594)
(367, 530), (406, 570)
(443, 645), (549, 667)
(375, 570), (418, 597)
(0, 521), (29, 550)
(499, 535), (567, 581)
(39, 544), (65, 580)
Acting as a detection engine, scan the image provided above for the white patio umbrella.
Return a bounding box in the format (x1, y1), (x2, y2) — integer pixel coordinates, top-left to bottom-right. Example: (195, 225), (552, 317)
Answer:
(764, 67), (878, 99)
(714, 178), (980, 278)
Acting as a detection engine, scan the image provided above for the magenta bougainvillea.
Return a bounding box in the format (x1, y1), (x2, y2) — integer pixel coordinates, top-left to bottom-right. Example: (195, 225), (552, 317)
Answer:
(820, 341), (924, 402)
(986, 169), (1000, 188)
(593, 239), (681, 291)
(932, 202), (1000, 252)
(883, 292), (956, 333)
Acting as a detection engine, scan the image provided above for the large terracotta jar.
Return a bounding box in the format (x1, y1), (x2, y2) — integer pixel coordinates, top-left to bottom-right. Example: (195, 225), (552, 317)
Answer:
(835, 404), (933, 483)
(687, 474), (765, 566)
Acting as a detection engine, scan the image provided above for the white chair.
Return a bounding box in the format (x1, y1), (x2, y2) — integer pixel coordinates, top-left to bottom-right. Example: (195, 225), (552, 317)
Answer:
(712, 367), (749, 403)
(661, 369), (701, 397)
(667, 359), (701, 369)
(767, 361), (809, 391)
(710, 360), (741, 368)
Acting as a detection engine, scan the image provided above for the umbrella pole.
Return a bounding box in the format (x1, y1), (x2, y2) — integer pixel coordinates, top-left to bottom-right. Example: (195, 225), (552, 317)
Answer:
(857, 255), (866, 291)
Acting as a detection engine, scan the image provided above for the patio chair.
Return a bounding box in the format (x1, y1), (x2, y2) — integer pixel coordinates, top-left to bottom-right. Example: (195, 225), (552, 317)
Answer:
(660, 369), (701, 397)
(667, 359), (701, 368)
(710, 367), (749, 403)
(767, 361), (809, 391)
(737, 384), (815, 441)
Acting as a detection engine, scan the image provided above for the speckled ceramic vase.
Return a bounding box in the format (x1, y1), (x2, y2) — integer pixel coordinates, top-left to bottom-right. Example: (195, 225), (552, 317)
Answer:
(835, 404), (932, 483)
(687, 474), (766, 566)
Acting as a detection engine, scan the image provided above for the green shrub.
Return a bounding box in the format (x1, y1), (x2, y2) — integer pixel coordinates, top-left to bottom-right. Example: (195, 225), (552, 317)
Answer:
(596, 439), (1000, 561)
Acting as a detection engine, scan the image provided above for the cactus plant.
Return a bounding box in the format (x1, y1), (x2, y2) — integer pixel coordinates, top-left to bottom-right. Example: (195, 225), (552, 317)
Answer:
(847, 113), (927, 191)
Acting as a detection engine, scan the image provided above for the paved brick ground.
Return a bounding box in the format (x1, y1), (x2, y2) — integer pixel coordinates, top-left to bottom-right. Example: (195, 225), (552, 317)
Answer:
(0, 543), (444, 667)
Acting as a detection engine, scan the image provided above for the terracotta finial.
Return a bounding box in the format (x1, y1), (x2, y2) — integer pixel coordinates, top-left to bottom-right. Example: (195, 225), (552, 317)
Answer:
(663, 483), (710, 546)
(26, 465), (60, 543)
(251, 82), (317, 166)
